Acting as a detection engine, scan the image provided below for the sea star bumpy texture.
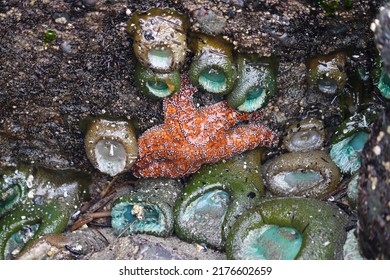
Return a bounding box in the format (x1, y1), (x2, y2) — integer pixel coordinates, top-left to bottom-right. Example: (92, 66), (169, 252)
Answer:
(132, 75), (279, 178)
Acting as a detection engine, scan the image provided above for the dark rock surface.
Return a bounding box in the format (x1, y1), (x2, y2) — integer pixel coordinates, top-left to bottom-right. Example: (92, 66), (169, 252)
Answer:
(84, 231), (226, 260)
(358, 111), (390, 259)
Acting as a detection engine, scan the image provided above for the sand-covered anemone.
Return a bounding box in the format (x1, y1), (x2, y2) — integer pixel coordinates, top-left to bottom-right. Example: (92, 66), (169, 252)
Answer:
(226, 197), (349, 260)
(81, 116), (138, 177)
(0, 163), (90, 260)
(189, 33), (236, 95)
(263, 151), (341, 198)
(135, 62), (181, 99)
(127, 8), (189, 73)
(111, 179), (181, 238)
(283, 118), (325, 152)
(227, 54), (278, 112)
(307, 51), (347, 96)
(174, 149), (265, 249)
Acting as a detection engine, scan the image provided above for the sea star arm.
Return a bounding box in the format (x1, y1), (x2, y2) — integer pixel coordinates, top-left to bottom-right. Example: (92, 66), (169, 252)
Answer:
(204, 123), (279, 160)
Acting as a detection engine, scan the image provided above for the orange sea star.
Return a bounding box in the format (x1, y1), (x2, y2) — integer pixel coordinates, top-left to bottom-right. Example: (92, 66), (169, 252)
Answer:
(132, 75), (279, 178)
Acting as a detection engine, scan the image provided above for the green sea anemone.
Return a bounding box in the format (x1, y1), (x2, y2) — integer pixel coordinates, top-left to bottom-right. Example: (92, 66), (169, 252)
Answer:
(135, 62), (181, 99)
(263, 150), (341, 198)
(283, 118), (325, 152)
(0, 163), (90, 259)
(111, 178), (181, 238)
(307, 52), (347, 96)
(227, 54), (277, 112)
(82, 116), (138, 177)
(226, 197), (349, 260)
(189, 33), (236, 95)
(127, 8), (189, 73)
(174, 149), (265, 249)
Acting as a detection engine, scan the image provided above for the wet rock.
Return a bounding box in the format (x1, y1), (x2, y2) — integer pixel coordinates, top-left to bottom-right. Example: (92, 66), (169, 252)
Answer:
(84, 233), (226, 260)
(357, 110), (390, 259)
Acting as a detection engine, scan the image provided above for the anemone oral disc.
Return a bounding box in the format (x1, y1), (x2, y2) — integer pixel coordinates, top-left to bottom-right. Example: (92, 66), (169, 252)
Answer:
(289, 130), (322, 151)
(146, 80), (172, 98)
(181, 189), (230, 246)
(318, 77), (338, 95)
(95, 139), (126, 177)
(199, 67), (227, 93)
(238, 225), (302, 260)
(111, 202), (165, 235)
(272, 170), (324, 194)
(148, 48), (173, 71)
(237, 87), (266, 112)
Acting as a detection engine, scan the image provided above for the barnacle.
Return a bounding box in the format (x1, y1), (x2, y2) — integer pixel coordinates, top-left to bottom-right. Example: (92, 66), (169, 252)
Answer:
(82, 116), (138, 177)
(227, 54), (277, 112)
(189, 33), (236, 95)
(127, 8), (189, 73)
(226, 197), (349, 260)
(174, 149), (265, 249)
(262, 151), (341, 198)
(135, 62), (181, 99)
(307, 52), (347, 96)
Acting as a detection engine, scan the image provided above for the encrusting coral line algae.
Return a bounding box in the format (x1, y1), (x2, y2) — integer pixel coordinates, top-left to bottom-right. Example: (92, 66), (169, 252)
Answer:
(0, 0), (389, 260)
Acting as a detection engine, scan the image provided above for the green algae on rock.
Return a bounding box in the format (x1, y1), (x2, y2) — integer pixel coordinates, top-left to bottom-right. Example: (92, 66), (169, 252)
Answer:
(111, 178), (182, 238)
(82, 116), (138, 177)
(316, 0), (353, 15)
(227, 54), (277, 112)
(43, 29), (56, 44)
(307, 52), (347, 96)
(283, 118), (325, 152)
(263, 150), (341, 198)
(226, 197), (349, 260)
(189, 33), (236, 95)
(174, 149), (265, 249)
(358, 110), (390, 259)
(127, 8), (189, 73)
(0, 163), (90, 259)
(135, 62), (181, 99)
